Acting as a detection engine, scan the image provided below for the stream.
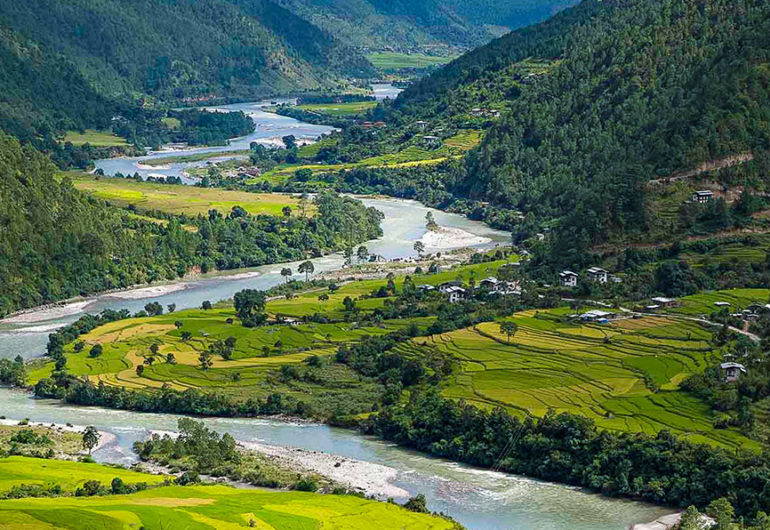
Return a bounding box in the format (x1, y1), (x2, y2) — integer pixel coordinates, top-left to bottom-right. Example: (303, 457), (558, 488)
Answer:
(0, 87), (669, 529)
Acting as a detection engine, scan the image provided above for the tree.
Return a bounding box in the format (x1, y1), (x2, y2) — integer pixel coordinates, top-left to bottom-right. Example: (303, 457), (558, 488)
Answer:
(181, 331), (192, 342)
(294, 168), (313, 182)
(199, 351), (213, 370)
(404, 494), (428, 513)
(706, 498), (735, 530)
(299, 192), (309, 218)
(318, 294), (329, 302)
(149, 343), (159, 355)
(136, 365), (144, 376)
(82, 426), (100, 455)
(298, 260), (314, 282)
(282, 205), (292, 217)
(281, 267), (293, 283)
(413, 241), (425, 257)
(144, 302), (163, 316)
(166, 353), (177, 364)
(282, 135), (297, 150)
(201, 300), (212, 310)
(357, 245), (369, 263)
(425, 211), (438, 231)
(174, 320), (183, 329)
(499, 321), (518, 344)
(234, 289), (267, 327)
(89, 344), (103, 358)
(167, 303), (176, 313)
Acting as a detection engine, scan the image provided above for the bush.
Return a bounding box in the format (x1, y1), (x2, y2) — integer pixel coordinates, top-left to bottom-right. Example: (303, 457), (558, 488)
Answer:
(294, 477), (318, 492)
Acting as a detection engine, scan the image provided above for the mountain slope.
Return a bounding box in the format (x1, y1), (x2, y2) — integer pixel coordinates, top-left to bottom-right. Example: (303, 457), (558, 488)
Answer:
(0, 0), (373, 101)
(396, 0), (770, 261)
(275, 0), (579, 53)
(0, 28), (116, 142)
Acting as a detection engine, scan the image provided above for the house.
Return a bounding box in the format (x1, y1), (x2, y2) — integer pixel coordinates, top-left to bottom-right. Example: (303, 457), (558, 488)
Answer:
(692, 190), (714, 203)
(580, 310), (614, 322)
(645, 305), (661, 311)
(422, 135), (441, 148)
(745, 303), (770, 315)
(714, 301), (731, 307)
(414, 121), (428, 130)
(489, 110), (501, 118)
(586, 267), (609, 284)
(720, 362), (747, 383)
(651, 297), (678, 308)
(373, 121), (387, 128)
(560, 270), (579, 288)
(445, 286), (466, 304)
(417, 284), (435, 292)
(470, 108), (484, 116)
(438, 281), (463, 293)
(479, 277), (500, 290)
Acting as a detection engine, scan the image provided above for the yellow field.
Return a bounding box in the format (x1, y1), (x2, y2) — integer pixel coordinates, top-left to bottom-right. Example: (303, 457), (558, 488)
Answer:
(71, 174), (303, 217)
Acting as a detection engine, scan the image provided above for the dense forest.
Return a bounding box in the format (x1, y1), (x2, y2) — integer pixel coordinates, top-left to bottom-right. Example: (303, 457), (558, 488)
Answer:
(0, 134), (382, 316)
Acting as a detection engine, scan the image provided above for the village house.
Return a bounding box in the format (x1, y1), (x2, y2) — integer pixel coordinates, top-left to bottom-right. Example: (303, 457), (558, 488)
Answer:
(580, 310), (614, 323)
(445, 286), (466, 304)
(422, 135), (441, 148)
(414, 120), (428, 130)
(692, 190), (714, 203)
(438, 280), (463, 293)
(714, 301), (731, 307)
(586, 267), (609, 284)
(479, 277), (500, 290)
(651, 297), (678, 308)
(417, 284), (435, 292)
(720, 362), (747, 383)
(559, 270), (578, 288)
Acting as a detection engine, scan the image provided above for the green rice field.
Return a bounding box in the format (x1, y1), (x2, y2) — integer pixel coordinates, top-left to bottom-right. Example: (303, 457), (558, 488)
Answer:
(297, 101), (378, 117)
(0, 456), (167, 496)
(395, 308), (759, 450)
(0, 483), (452, 529)
(62, 130), (129, 147)
(666, 289), (770, 316)
(367, 52), (455, 71)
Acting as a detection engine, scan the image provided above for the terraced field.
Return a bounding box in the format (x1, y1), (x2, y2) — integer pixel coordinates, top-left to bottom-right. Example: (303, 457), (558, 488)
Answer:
(70, 174), (302, 217)
(666, 288), (770, 316)
(297, 101), (378, 117)
(27, 308), (414, 407)
(395, 308), (758, 450)
(62, 130), (129, 147)
(0, 484), (453, 529)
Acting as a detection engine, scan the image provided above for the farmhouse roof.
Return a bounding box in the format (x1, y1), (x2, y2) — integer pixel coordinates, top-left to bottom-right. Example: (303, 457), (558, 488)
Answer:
(720, 362), (747, 373)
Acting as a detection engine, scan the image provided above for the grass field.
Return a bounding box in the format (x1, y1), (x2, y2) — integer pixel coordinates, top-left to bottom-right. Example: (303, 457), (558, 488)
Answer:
(62, 130), (129, 147)
(0, 456), (167, 495)
(367, 52), (455, 71)
(394, 308), (758, 450)
(71, 174), (302, 217)
(297, 101), (378, 117)
(0, 483), (453, 529)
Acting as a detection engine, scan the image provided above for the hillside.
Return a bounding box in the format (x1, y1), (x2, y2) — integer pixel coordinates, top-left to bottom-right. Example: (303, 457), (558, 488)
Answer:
(393, 0), (770, 263)
(275, 0), (578, 54)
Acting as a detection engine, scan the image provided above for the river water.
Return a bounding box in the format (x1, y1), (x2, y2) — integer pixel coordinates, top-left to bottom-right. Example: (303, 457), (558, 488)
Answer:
(0, 88), (669, 528)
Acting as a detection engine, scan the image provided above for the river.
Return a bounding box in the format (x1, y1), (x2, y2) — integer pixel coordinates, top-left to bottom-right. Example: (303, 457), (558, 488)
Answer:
(0, 88), (669, 529)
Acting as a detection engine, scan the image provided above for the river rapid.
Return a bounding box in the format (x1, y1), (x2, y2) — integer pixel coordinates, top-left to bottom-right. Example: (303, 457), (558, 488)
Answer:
(0, 88), (669, 529)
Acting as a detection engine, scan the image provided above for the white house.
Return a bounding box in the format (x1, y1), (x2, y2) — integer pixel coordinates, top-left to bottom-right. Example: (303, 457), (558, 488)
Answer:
(586, 267), (609, 284)
(445, 286), (466, 304)
(692, 190), (714, 203)
(559, 270), (578, 288)
(479, 277), (500, 290)
(720, 362), (746, 383)
(580, 310), (614, 322)
(651, 297), (677, 308)
(438, 281), (463, 293)
(714, 301), (731, 307)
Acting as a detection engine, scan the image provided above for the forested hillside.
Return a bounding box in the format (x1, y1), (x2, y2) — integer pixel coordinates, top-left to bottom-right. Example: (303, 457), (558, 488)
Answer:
(395, 0), (770, 264)
(0, 0), (372, 100)
(0, 28), (116, 142)
(275, 0), (578, 53)
(0, 134), (383, 316)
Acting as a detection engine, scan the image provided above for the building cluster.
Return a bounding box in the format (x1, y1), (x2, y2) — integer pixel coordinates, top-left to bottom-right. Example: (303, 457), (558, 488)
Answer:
(559, 267), (620, 287)
(417, 276), (521, 304)
(469, 108), (501, 118)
